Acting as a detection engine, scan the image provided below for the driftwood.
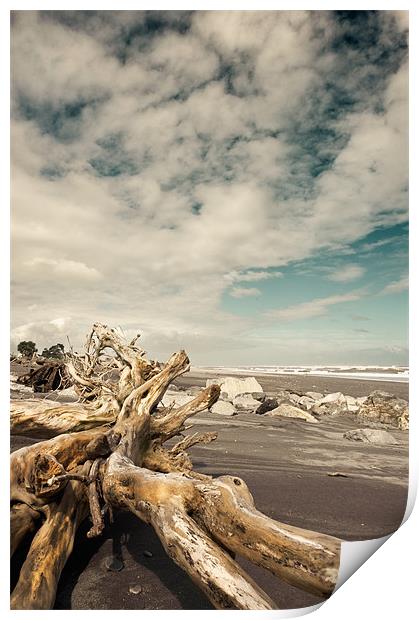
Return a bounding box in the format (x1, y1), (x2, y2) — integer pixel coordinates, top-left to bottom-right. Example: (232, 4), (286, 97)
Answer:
(10, 323), (341, 610)
(17, 360), (72, 393)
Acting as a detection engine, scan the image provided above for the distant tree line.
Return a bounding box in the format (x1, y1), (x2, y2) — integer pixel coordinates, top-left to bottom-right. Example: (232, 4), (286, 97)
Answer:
(16, 341), (66, 360)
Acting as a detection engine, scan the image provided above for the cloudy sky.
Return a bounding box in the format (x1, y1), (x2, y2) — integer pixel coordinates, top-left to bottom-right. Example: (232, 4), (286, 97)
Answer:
(11, 10), (408, 365)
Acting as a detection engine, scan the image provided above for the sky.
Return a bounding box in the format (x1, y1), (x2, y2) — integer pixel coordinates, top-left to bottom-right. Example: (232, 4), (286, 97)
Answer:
(10, 10), (409, 366)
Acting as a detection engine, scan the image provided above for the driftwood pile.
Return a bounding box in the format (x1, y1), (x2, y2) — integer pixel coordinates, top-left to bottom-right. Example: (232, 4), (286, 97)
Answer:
(16, 359), (72, 393)
(10, 323), (341, 610)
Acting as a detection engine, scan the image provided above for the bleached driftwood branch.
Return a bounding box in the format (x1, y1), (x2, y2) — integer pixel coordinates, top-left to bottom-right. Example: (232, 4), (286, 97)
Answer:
(10, 322), (340, 610)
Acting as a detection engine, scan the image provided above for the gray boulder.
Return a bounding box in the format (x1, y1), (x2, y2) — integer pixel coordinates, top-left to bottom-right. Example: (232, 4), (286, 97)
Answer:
(274, 391), (301, 409)
(161, 391), (196, 408)
(206, 376), (263, 400)
(343, 428), (398, 445)
(358, 391), (409, 430)
(232, 393), (261, 411)
(318, 392), (346, 406)
(306, 391), (323, 400)
(298, 396), (315, 411)
(265, 403), (319, 423)
(210, 400), (237, 416)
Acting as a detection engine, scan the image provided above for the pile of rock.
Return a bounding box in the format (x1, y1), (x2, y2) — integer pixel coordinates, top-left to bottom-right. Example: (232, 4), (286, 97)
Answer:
(257, 389), (408, 430)
(161, 377), (409, 430)
(203, 378), (360, 422)
(253, 390), (366, 423)
(205, 377), (264, 416)
(161, 377), (265, 416)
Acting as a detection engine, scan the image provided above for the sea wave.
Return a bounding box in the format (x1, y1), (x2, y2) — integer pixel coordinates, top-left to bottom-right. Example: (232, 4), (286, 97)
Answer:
(199, 366), (409, 383)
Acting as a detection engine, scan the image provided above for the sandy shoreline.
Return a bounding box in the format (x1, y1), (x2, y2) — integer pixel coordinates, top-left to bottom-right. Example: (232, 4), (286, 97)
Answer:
(11, 367), (409, 610)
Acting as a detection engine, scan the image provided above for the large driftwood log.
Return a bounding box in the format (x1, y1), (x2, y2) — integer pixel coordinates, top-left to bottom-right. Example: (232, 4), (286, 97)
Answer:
(10, 323), (341, 610)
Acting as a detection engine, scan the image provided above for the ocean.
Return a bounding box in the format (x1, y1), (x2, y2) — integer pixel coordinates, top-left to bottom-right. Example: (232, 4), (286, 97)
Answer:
(198, 365), (409, 383)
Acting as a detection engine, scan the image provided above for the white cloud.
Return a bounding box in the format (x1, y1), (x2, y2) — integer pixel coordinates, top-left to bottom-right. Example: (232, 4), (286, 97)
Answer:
(25, 258), (102, 281)
(146, 32), (219, 92)
(267, 292), (363, 321)
(224, 270), (283, 283)
(328, 264), (365, 282)
(378, 275), (408, 296)
(9, 12), (408, 362)
(229, 287), (261, 299)
(11, 317), (72, 348)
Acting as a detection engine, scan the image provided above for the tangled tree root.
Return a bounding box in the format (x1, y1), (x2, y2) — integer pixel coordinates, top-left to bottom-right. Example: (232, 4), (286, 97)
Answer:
(10, 323), (341, 610)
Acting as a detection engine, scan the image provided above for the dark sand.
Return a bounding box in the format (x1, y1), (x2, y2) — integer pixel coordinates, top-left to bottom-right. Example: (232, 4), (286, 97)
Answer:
(11, 369), (409, 610)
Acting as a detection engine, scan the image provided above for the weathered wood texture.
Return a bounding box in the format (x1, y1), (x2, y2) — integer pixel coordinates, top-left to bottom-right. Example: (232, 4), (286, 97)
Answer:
(10, 323), (341, 610)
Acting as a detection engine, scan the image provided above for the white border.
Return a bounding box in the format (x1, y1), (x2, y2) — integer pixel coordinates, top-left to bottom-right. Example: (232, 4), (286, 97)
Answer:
(2, 2), (417, 618)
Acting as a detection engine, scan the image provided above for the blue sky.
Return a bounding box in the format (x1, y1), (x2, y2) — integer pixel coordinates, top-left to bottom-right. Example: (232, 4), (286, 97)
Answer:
(223, 223), (408, 364)
(11, 10), (408, 365)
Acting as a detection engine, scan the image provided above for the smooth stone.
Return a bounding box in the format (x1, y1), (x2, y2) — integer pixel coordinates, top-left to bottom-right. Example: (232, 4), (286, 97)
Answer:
(265, 403), (319, 423)
(232, 394), (261, 410)
(161, 391), (195, 408)
(210, 401), (237, 416)
(206, 376), (263, 399)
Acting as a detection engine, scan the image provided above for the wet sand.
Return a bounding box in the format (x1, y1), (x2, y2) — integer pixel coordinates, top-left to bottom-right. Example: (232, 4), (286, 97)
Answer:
(11, 370), (409, 610)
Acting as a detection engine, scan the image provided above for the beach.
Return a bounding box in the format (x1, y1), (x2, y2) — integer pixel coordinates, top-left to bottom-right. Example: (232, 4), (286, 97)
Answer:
(10, 366), (408, 610)
(177, 367), (409, 400)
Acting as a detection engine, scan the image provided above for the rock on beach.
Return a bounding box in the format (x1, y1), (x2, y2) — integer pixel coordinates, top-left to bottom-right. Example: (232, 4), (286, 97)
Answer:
(206, 376), (264, 400)
(265, 403), (319, 423)
(357, 391), (409, 430)
(210, 401), (237, 416)
(343, 428), (398, 445)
